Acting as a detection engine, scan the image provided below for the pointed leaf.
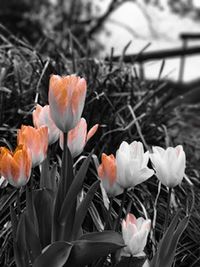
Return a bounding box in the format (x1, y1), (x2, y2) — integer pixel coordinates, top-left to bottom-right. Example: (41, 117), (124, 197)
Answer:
(26, 187), (39, 236)
(150, 211), (189, 267)
(40, 157), (50, 188)
(66, 239), (124, 267)
(49, 163), (58, 192)
(24, 212), (42, 263)
(33, 242), (72, 267)
(15, 213), (28, 267)
(79, 231), (124, 244)
(52, 147), (73, 241)
(10, 205), (18, 240)
(59, 152), (92, 223)
(72, 180), (100, 239)
(33, 189), (55, 248)
(162, 216), (189, 267)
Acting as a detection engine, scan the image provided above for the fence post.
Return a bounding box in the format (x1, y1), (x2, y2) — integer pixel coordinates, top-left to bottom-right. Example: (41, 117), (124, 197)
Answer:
(179, 38), (187, 82)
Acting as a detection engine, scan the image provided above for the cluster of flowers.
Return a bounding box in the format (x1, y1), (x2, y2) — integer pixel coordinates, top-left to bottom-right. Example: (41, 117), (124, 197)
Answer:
(98, 140), (186, 256)
(0, 75), (98, 188)
(0, 73), (186, 260)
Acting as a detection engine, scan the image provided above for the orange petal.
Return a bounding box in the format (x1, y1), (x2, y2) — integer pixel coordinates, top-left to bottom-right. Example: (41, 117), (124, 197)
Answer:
(87, 124), (99, 142)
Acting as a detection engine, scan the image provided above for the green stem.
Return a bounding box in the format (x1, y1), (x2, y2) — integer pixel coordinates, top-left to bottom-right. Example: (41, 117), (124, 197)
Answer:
(115, 188), (127, 231)
(16, 189), (20, 217)
(163, 187), (172, 232)
(105, 197), (113, 230)
(61, 132), (68, 196)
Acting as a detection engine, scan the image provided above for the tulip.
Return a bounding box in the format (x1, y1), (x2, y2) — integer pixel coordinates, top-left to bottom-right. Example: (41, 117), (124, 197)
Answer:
(0, 145), (32, 188)
(98, 153), (123, 197)
(17, 125), (48, 167)
(121, 213), (151, 257)
(149, 145), (186, 188)
(59, 118), (98, 158)
(48, 74), (87, 133)
(33, 104), (60, 145)
(116, 141), (154, 189)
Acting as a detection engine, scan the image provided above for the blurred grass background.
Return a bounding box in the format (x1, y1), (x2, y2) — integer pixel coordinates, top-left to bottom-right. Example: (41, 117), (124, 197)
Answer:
(0, 0), (200, 266)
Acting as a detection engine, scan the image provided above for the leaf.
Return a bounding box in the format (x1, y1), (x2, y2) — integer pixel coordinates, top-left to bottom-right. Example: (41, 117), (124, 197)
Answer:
(24, 212), (42, 263)
(33, 242), (73, 267)
(40, 157), (50, 188)
(15, 213), (29, 267)
(72, 180), (100, 239)
(49, 163), (58, 192)
(26, 187), (39, 236)
(59, 152), (92, 223)
(150, 211), (189, 267)
(66, 238), (124, 267)
(79, 231), (124, 244)
(33, 189), (55, 248)
(10, 205), (18, 240)
(52, 146), (74, 241)
(162, 216), (189, 267)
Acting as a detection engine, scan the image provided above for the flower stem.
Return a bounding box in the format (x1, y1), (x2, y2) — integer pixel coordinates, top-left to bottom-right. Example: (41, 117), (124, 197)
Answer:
(62, 132), (68, 195)
(105, 197), (113, 230)
(16, 188), (20, 217)
(115, 188), (127, 231)
(163, 187), (172, 232)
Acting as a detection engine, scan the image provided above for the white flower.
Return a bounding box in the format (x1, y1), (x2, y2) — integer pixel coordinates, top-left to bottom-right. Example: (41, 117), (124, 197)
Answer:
(116, 141), (154, 188)
(122, 213), (151, 257)
(150, 145), (186, 188)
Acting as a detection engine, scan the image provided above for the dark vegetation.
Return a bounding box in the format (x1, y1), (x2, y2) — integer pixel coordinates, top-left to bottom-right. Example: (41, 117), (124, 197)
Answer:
(0, 0), (200, 266)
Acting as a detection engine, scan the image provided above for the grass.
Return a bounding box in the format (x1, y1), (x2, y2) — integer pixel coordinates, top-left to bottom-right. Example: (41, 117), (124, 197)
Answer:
(0, 2), (200, 266)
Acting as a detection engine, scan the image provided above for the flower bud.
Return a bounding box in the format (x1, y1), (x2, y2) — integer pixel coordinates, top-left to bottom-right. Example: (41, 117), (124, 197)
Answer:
(59, 118), (98, 158)
(98, 153), (123, 197)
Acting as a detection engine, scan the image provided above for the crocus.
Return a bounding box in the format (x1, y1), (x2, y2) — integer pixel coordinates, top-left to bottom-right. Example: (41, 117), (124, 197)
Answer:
(149, 145), (186, 188)
(59, 118), (98, 158)
(98, 153), (123, 197)
(116, 141), (154, 189)
(33, 104), (60, 145)
(122, 213), (151, 257)
(48, 74), (87, 133)
(17, 125), (48, 167)
(0, 145), (32, 188)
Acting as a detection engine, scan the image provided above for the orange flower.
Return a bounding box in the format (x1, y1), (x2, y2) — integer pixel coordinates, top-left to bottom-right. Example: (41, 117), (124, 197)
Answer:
(59, 118), (98, 158)
(33, 104), (60, 145)
(0, 145), (32, 188)
(48, 74), (87, 133)
(17, 125), (48, 167)
(98, 153), (123, 197)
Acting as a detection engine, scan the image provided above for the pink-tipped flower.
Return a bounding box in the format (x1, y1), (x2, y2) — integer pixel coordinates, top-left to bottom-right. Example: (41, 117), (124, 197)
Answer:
(17, 125), (48, 167)
(98, 153), (123, 197)
(122, 213), (151, 257)
(0, 145), (32, 188)
(33, 104), (60, 145)
(150, 145), (186, 188)
(116, 141), (154, 189)
(59, 118), (98, 158)
(48, 74), (87, 133)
